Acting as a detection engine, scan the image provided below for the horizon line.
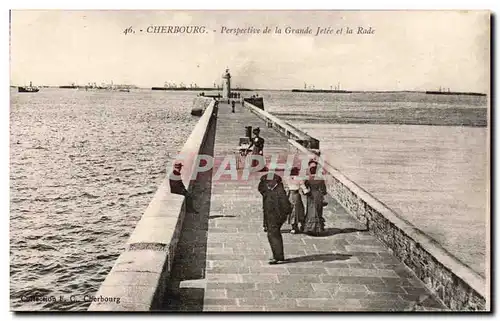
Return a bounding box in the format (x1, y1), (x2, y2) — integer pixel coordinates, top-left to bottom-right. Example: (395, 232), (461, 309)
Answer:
(9, 84), (488, 95)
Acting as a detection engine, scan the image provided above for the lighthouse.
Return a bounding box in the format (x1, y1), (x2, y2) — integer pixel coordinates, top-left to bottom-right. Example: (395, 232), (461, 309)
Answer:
(222, 68), (231, 99)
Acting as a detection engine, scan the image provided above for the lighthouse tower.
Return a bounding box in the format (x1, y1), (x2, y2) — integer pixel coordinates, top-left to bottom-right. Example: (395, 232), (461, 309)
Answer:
(222, 68), (231, 99)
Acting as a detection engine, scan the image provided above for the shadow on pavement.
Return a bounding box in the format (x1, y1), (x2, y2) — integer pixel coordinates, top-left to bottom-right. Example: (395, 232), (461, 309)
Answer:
(208, 215), (236, 219)
(285, 253), (352, 263)
(320, 227), (368, 236)
(159, 113), (218, 312)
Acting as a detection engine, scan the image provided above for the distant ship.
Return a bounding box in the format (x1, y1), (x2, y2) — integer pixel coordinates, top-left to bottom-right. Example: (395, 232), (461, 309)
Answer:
(292, 82), (352, 93)
(80, 81), (133, 92)
(152, 81), (251, 91)
(18, 81), (39, 93)
(425, 86), (486, 96)
(59, 82), (78, 89)
(291, 89), (352, 93)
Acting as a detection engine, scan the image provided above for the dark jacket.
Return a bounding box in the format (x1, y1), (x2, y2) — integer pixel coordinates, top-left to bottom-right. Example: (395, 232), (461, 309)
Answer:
(258, 174), (292, 228)
(169, 170), (188, 195)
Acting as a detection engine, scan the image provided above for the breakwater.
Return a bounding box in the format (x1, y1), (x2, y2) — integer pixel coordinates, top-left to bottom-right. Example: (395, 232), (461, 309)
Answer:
(243, 101), (487, 311)
(291, 89), (352, 93)
(151, 87), (252, 91)
(425, 91), (486, 96)
(88, 99), (217, 311)
(89, 97), (487, 312)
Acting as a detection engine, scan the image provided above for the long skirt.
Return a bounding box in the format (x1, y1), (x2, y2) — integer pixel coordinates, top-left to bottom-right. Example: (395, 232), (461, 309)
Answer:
(303, 191), (325, 235)
(288, 190), (305, 229)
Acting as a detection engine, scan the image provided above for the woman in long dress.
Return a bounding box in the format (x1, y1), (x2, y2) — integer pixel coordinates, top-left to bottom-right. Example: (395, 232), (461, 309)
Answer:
(286, 167), (306, 234)
(303, 161), (327, 236)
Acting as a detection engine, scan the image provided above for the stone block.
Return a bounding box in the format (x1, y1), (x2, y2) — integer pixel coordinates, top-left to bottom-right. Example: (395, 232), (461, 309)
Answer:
(207, 283), (257, 290)
(126, 216), (179, 249)
(349, 268), (400, 278)
(256, 282), (314, 291)
(204, 289), (227, 299)
(100, 271), (162, 288)
(286, 267), (328, 275)
(296, 298), (335, 308)
(224, 305), (266, 311)
(206, 273), (242, 283)
(89, 301), (151, 311)
(277, 275), (320, 284)
(338, 284), (369, 292)
(203, 298), (238, 306)
(366, 284), (407, 294)
(226, 289), (273, 299)
(248, 264), (289, 274)
(90, 284), (157, 307)
(208, 266), (251, 274)
(237, 298), (297, 307)
(324, 268), (351, 276)
(310, 283), (340, 292)
(240, 274), (280, 283)
(111, 250), (168, 274)
(271, 289), (332, 299)
(142, 192), (185, 218)
(320, 275), (385, 285)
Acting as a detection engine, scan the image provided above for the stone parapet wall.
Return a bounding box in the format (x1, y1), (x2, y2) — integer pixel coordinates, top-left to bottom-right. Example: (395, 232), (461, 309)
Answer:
(88, 101), (217, 311)
(244, 101), (320, 150)
(287, 139), (488, 311)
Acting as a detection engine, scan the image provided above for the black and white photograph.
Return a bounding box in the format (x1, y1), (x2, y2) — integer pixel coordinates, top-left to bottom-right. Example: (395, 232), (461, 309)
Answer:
(8, 9), (491, 312)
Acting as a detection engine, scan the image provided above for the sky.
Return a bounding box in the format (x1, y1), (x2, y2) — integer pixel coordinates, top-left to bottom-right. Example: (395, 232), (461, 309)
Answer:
(9, 10), (490, 92)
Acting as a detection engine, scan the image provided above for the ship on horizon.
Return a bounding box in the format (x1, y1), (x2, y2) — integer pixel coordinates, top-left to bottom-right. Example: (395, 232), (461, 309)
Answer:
(59, 82), (78, 89)
(425, 86), (486, 96)
(292, 82), (352, 93)
(152, 81), (251, 91)
(18, 81), (39, 93)
(80, 81), (134, 91)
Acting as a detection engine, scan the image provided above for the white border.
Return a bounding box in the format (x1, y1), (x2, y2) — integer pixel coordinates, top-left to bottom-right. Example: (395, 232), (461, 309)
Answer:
(2, 1), (498, 320)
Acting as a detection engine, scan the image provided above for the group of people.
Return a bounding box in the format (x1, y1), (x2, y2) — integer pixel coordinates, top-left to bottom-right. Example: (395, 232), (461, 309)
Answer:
(259, 161), (327, 264)
(286, 162), (327, 235)
(169, 128), (328, 265)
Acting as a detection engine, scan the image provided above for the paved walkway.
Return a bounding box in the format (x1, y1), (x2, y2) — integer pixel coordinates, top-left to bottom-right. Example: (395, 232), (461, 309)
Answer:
(164, 102), (447, 312)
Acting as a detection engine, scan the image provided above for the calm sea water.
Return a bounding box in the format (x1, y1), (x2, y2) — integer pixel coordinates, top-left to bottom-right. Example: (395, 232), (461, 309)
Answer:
(10, 89), (198, 310)
(10, 89), (488, 311)
(262, 91), (488, 277)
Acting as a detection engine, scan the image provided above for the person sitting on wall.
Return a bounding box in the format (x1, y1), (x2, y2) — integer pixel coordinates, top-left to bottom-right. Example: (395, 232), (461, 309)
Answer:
(169, 161), (198, 214)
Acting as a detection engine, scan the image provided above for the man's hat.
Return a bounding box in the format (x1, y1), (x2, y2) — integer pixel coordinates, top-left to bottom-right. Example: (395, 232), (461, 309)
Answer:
(308, 159), (318, 167)
(173, 161), (184, 169)
(290, 167), (301, 176)
(253, 127), (260, 133)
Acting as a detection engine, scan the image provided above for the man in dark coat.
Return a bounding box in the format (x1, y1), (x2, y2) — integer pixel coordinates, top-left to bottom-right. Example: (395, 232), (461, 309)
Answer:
(258, 173), (292, 264)
(169, 161), (198, 213)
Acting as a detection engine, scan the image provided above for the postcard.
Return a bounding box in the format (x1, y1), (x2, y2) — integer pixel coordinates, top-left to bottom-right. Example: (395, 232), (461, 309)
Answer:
(9, 9), (490, 312)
